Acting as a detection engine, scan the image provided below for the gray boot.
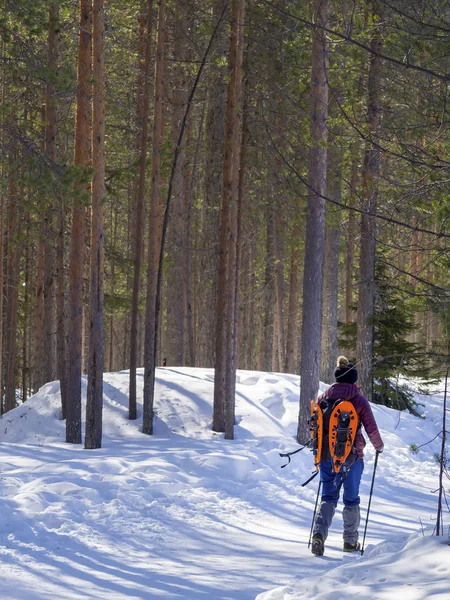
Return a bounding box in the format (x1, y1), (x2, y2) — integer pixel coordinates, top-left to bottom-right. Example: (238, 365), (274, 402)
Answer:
(342, 504), (360, 545)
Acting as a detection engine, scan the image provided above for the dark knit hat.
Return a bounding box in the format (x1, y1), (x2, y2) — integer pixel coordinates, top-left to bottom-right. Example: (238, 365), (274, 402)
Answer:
(334, 355), (358, 384)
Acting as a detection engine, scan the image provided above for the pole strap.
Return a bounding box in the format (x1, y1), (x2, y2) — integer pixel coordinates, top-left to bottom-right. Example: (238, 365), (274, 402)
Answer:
(301, 470), (319, 487)
(279, 442), (310, 468)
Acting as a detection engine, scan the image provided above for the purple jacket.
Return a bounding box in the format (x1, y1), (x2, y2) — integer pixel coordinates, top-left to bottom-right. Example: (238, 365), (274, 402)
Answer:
(318, 382), (384, 458)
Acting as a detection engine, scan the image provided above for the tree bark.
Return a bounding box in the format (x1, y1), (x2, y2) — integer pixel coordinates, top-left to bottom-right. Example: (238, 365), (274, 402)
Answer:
(22, 228), (31, 402)
(298, 0), (329, 443)
(183, 115), (202, 368)
(34, 235), (45, 392)
(5, 150), (20, 413)
(165, 3), (188, 366)
(143, 0), (166, 435)
(0, 34), (5, 412)
(198, 0), (228, 369)
(85, 0), (105, 450)
(258, 206), (275, 372)
(129, 0), (153, 420)
(356, 0), (384, 400)
(213, 0), (244, 437)
(273, 210), (285, 371)
(43, 3), (59, 386)
(285, 229), (300, 374)
(56, 199), (67, 417)
(66, 0), (92, 444)
(345, 153), (358, 324)
(320, 141), (341, 384)
(225, 0), (245, 437)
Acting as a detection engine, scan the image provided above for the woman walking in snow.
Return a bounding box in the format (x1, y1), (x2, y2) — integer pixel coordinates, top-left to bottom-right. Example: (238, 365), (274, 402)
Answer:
(311, 356), (384, 556)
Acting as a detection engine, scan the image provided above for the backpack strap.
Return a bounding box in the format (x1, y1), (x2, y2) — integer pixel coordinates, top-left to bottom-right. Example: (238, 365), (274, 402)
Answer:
(309, 400), (323, 471)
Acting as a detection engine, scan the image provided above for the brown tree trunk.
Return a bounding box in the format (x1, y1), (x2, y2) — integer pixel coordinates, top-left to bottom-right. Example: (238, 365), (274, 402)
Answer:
(22, 233), (30, 402)
(198, 0), (228, 369)
(0, 35), (5, 411)
(129, 0), (153, 420)
(298, 0), (329, 443)
(273, 211), (285, 371)
(5, 151), (20, 413)
(108, 201), (118, 372)
(32, 238), (45, 394)
(85, 0), (105, 450)
(56, 199), (67, 417)
(285, 233), (300, 374)
(225, 0), (245, 437)
(321, 141), (342, 384)
(165, 4), (188, 366)
(244, 245), (255, 370)
(0, 195), (4, 409)
(236, 88), (248, 370)
(345, 153), (359, 324)
(183, 115), (202, 368)
(34, 109), (46, 393)
(66, 0), (92, 444)
(43, 3), (59, 386)
(356, 0), (384, 400)
(143, 0), (166, 435)
(213, 0), (245, 438)
(259, 206), (275, 372)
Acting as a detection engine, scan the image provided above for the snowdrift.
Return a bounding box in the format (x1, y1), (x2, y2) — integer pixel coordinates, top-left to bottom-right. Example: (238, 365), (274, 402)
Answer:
(0, 368), (447, 599)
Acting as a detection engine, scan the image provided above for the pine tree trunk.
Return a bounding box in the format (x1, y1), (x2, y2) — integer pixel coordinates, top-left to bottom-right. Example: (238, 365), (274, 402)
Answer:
(321, 92), (343, 384)
(0, 37), (5, 412)
(5, 155), (20, 413)
(273, 211), (285, 371)
(213, 0), (245, 437)
(166, 5), (188, 366)
(66, 0), (92, 444)
(43, 3), (59, 386)
(129, 0), (153, 420)
(244, 245), (255, 370)
(224, 0), (245, 438)
(285, 233), (300, 374)
(0, 194), (4, 410)
(320, 143), (341, 384)
(56, 199), (67, 417)
(356, 0), (384, 400)
(345, 153), (359, 324)
(85, 0), (105, 450)
(22, 237), (29, 402)
(34, 233), (45, 392)
(43, 214), (57, 384)
(198, 0), (227, 369)
(143, 0), (166, 436)
(298, 0), (329, 443)
(236, 88), (248, 370)
(183, 116), (201, 368)
(259, 208), (275, 372)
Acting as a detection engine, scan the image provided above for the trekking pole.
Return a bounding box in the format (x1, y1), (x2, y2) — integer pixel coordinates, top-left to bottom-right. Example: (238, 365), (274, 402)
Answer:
(308, 480), (322, 548)
(360, 450), (380, 556)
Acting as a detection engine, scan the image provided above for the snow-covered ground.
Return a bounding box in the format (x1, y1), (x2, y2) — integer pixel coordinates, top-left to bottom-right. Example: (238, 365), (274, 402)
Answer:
(0, 367), (448, 600)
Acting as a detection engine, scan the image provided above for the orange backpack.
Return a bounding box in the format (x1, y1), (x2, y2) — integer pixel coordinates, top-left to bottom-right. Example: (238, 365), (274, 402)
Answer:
(309, 398), (358, 473)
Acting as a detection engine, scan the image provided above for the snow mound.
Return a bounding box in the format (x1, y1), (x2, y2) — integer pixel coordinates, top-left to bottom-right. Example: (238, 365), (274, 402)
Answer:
(256, 532), (450, 600)
(0, 367), (448, 600)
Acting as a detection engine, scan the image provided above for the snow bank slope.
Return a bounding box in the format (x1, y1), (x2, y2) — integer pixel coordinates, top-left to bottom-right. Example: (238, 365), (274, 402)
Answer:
(0, 368), (447, 600)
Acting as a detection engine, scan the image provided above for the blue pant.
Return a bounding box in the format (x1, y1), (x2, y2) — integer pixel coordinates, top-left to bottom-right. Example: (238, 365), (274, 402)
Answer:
(320, 458), (363, 506)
